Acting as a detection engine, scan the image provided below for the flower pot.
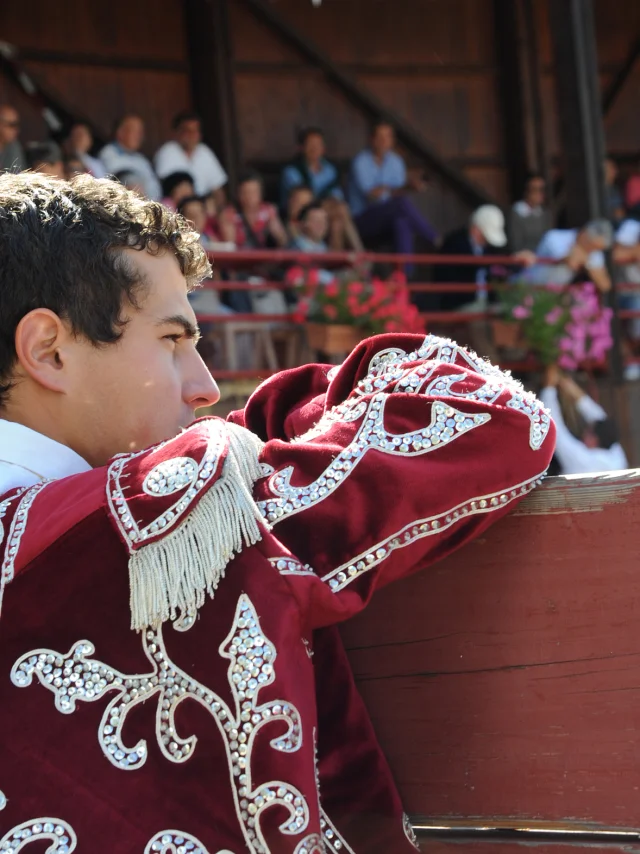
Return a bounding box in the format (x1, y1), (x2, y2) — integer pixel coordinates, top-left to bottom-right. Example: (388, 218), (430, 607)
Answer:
(305, 323), (366, 357)
(491, 319), (523, 349)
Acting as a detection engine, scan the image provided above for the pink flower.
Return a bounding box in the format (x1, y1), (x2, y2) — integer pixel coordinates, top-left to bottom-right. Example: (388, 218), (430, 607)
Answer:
(512, 305), (531, 319)
(545, 307), (564, 324)
(565, 322), (586, 340)
(524, 294), (534, 307)
(558, 353), (578, 370)
(324, 304), (338, 321)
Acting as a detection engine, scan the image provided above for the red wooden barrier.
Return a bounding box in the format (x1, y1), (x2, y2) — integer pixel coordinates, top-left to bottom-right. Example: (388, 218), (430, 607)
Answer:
(340, 470), (640, 849)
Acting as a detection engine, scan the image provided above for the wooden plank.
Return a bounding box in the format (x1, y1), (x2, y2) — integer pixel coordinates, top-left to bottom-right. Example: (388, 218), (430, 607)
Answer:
(341, 471), (640, 826)
(422, 845), (636, 852)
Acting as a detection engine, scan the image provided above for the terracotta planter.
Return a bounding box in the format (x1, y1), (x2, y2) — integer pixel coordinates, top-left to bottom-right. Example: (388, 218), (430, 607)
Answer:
(491, 319), (523, 348)
(305, 323), (366, 356)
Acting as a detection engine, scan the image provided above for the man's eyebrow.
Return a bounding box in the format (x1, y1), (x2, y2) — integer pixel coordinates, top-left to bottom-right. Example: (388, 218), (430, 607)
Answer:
(156, 314), (201, 340)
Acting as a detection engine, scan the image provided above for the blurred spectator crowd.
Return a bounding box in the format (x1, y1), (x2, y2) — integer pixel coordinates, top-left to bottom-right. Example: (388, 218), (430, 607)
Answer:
(3, 101), (640, 378)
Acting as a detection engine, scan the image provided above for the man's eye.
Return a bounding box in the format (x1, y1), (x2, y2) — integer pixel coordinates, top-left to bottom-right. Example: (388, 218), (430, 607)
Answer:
(164, 334), (182, 343)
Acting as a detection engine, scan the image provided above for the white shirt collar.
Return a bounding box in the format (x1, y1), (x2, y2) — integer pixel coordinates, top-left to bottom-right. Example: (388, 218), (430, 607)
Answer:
(0, 419), (91, 495)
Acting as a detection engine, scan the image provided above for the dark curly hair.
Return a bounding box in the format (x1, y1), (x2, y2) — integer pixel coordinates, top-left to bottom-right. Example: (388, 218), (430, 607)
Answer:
(0, 171), (211, 405)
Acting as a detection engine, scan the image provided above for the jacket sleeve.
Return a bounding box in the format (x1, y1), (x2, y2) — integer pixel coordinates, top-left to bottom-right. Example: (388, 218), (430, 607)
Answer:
(232, 333), (556, 628)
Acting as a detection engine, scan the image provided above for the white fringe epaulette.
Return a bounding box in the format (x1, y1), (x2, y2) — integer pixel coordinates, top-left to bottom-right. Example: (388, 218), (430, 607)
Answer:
(128, 423), (266, 632)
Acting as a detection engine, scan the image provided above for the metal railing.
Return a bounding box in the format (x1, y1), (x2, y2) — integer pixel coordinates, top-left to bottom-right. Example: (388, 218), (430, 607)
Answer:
(198, 248), (638, 382)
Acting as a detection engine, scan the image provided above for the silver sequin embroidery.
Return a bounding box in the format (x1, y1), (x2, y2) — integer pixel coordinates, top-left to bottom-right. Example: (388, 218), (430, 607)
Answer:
(12, 595), (307, 854)
(144, 830), (232, 853)
(143, 458), (200, 497)
(260, 395), (489, 525)
(0, 819), (76, 853)
(293, 835), (324, 854)
(322, 472), (545, 592)
(268, 557), (316, 577)
(107, 420), (226, 549)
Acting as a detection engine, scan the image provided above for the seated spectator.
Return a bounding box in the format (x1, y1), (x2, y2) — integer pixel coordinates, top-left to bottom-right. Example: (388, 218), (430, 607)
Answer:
(25, 141), (64, 179)
(290, 201), (329, 253)
(63, 154), (88, 180)
(219, 170), (288, 250)
(281, 127), (342, 207)
(523, 219), (613, 293)
(113, 170), (146, 197)
(63, 123), (105, 178)
(435, 205), (533, 311)
(286, 186), (314, 242)
(290, 201), (335, 285)
(99, 115), (161, 199)
(508, 173), (553, 253)
(540, 366), (628, 474)
(177, 195), (222, 247)
(161, 170), (195, 211)
(280, 127), (362, 251)
(0, 104), (25, 173)
(155, 111), (227, 204)
(348, 120), (437, 260)
(613, 217), (640, 366)
(604, 156), (625, 225)
(625, 158), (640, 219)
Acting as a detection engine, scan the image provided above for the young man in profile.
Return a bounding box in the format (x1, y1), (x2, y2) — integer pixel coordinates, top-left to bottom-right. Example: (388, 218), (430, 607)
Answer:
(0, 173), (554, 853)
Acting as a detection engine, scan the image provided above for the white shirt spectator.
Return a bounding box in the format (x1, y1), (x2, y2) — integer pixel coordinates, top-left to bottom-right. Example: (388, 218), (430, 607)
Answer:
(0, 419), (91, 495)
(536, 228), (605, 269)
(154, 141), (227, 197)
(540, 386), (628, 475)
(80, 152), (106, 179)
(99, 143), (161, 200)
(521, 228), (606, 286)
(615, 218), (640, 247)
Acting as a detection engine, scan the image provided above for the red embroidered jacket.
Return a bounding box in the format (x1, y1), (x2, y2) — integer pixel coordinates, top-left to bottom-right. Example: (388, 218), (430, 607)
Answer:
(0, 334), (554, 853)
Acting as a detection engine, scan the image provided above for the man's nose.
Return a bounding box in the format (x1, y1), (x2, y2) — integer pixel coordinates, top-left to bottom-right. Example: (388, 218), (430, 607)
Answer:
(186, 354), (221, 410)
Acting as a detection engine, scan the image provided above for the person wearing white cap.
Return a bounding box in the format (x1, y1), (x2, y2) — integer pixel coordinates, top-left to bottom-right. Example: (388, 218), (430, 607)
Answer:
(472, 204), (509, 248)
(435, 205), (535, 312)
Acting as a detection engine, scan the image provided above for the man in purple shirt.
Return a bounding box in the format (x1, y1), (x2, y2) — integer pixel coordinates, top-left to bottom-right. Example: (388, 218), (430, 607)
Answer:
(348, 121), (437, 262)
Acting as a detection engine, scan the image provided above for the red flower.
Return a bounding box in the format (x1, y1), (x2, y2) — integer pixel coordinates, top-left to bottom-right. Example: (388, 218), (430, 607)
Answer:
(324, 281), (339, 298)
(285, 266), (305, 287)
(307, 268), (320, 288)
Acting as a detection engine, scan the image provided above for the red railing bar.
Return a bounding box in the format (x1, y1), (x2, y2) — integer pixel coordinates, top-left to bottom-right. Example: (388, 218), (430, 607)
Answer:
(197, 313), (298, 323)
(208, 249), (559, 267)
(200, 279), (640, 294)
(210, 359), (611, 382)
(419, 312), (487, 323)
(196, 309), (640, 324)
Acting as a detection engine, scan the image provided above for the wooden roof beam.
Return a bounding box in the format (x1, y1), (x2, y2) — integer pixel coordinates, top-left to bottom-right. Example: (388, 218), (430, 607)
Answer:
(240, 0), (493, 209)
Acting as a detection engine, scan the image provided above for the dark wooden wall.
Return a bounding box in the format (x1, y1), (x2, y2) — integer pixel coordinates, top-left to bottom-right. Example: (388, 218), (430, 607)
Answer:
(0, 0), (190, 154)
(0, 0), (638, 225)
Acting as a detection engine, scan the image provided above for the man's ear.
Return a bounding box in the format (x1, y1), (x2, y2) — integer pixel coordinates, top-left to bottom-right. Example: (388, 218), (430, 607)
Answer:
(14, 309), (73, 394)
